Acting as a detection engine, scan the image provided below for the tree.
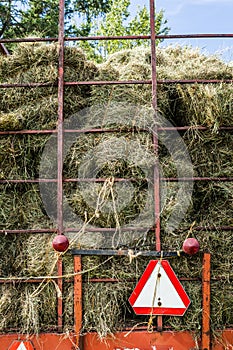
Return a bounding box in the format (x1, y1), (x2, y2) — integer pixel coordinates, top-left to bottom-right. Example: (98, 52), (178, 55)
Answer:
(79, 0), (169, 61)
(0, 0), (169, 61)
(0, 0), (113, 38)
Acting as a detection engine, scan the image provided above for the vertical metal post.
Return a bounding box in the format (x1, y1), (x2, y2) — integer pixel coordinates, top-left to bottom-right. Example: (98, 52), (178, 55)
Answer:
(149, 0), (162, 332)
(202, 253), (211, 350)
(57, 0), (65, 332)
(74, 256), (82, 347)
(149, 0), (161, 252)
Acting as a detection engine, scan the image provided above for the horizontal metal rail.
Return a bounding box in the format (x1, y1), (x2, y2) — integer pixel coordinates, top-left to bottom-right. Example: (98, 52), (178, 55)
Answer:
(71, 248), (184, 257)
(0, 33), (233, 44)
(0, 126), (232, 135)
(1, 79), (233, 89)
(0, 177), (232, 184)
(0, 276), (230, 284)
(0, 225), (232, 235)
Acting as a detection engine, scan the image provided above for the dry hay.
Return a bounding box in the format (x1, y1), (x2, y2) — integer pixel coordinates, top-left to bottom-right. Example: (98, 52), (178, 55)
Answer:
(0, 44), (232, 337)
(0, 42), (97, 130)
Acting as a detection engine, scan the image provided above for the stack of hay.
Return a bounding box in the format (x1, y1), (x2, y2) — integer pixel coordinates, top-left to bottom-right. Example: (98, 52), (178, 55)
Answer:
(0, 43), (232, 337)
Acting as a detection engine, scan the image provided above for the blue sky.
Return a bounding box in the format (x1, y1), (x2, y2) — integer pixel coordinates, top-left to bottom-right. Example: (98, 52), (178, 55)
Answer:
(130, 0), (233, 61)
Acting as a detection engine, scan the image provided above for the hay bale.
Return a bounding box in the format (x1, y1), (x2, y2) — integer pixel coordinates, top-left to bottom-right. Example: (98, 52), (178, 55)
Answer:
(0, 44), (232, 336)
(91, 46), (233, 129)
(0, 43), (98, 130)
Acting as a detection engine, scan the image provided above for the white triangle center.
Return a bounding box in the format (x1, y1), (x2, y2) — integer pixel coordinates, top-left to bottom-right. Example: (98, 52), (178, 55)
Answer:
(133, 262), (186, 308)
(17, 343), (27, 350)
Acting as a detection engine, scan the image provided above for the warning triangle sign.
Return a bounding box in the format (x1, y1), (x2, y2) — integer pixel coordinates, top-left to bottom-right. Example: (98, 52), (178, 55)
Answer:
(8, 341), (34, 350)
(129, 260), (190, 316)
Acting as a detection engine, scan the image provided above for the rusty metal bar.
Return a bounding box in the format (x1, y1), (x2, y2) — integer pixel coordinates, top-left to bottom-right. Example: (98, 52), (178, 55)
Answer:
(161, 177), (233, 182)
(157, 33), (233, 39)
(66, 35), (150, 41)
(0, 278), (46, 283)
(65, 33), (233, 41)
(1, 79), (233, 89)
(0, 276), (231, 284)
(1, 176), (231, 184)
(71, 249), (184, 257)
(150, 0), (162, 331)
(150, 0), (161, 254)
(64, 80), (151, 86)
(1, 33), (233, 44)
(0, 179), (58, 183)
(86, 277), (201, 282)
(65, 79), (233, 85)
(202, 253), (211, 350)
(74, 256), (82, 347)
(0, 38), (58, 43)
(56, 0), (65, 332)
(0, 229), (57, 234)
(57, 257), (63, 332)
(0, 43), (9, 55)
(57, 0), (65, 235)
(0, 225), (232, 235)
(0, 130), (56, 135)
(0, 82), (56, 88)
(0, 125), (232, 135)
(157, 79), (233, 84)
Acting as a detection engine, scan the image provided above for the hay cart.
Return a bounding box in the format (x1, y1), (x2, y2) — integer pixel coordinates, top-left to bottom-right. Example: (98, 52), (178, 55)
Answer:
(0, 0), (232, 349)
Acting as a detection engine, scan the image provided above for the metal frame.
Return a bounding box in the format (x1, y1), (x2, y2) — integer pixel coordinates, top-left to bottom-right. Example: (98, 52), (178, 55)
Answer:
(0, 0), (232, 348)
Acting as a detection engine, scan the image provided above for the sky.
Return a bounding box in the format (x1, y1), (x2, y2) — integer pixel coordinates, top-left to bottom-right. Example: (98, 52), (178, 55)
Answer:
(130, 0), (233, 62)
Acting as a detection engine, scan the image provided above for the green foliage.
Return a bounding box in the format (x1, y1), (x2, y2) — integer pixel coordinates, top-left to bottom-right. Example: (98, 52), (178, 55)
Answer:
(79, 0), (169, 61)
(0, 0), (169, 61)
(0, 0), (113, 38)
(0, 0), (59, 38)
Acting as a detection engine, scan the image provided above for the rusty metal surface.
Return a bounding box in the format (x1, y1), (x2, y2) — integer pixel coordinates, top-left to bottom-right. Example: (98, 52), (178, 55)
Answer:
(56, 0), (65, 332)
(74, 256), (82, 347)
(1, 33), (233, 44)
(149, 0), (163, 331)
(0, 330), (232, 349)
(0, 126), (232, 135)
(202, 253), (211, 350)
(1, 79), (233, 89)
(0, 43), (9, 55)
(0, 176), (232, 184)
(0, 224), (232, 235)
